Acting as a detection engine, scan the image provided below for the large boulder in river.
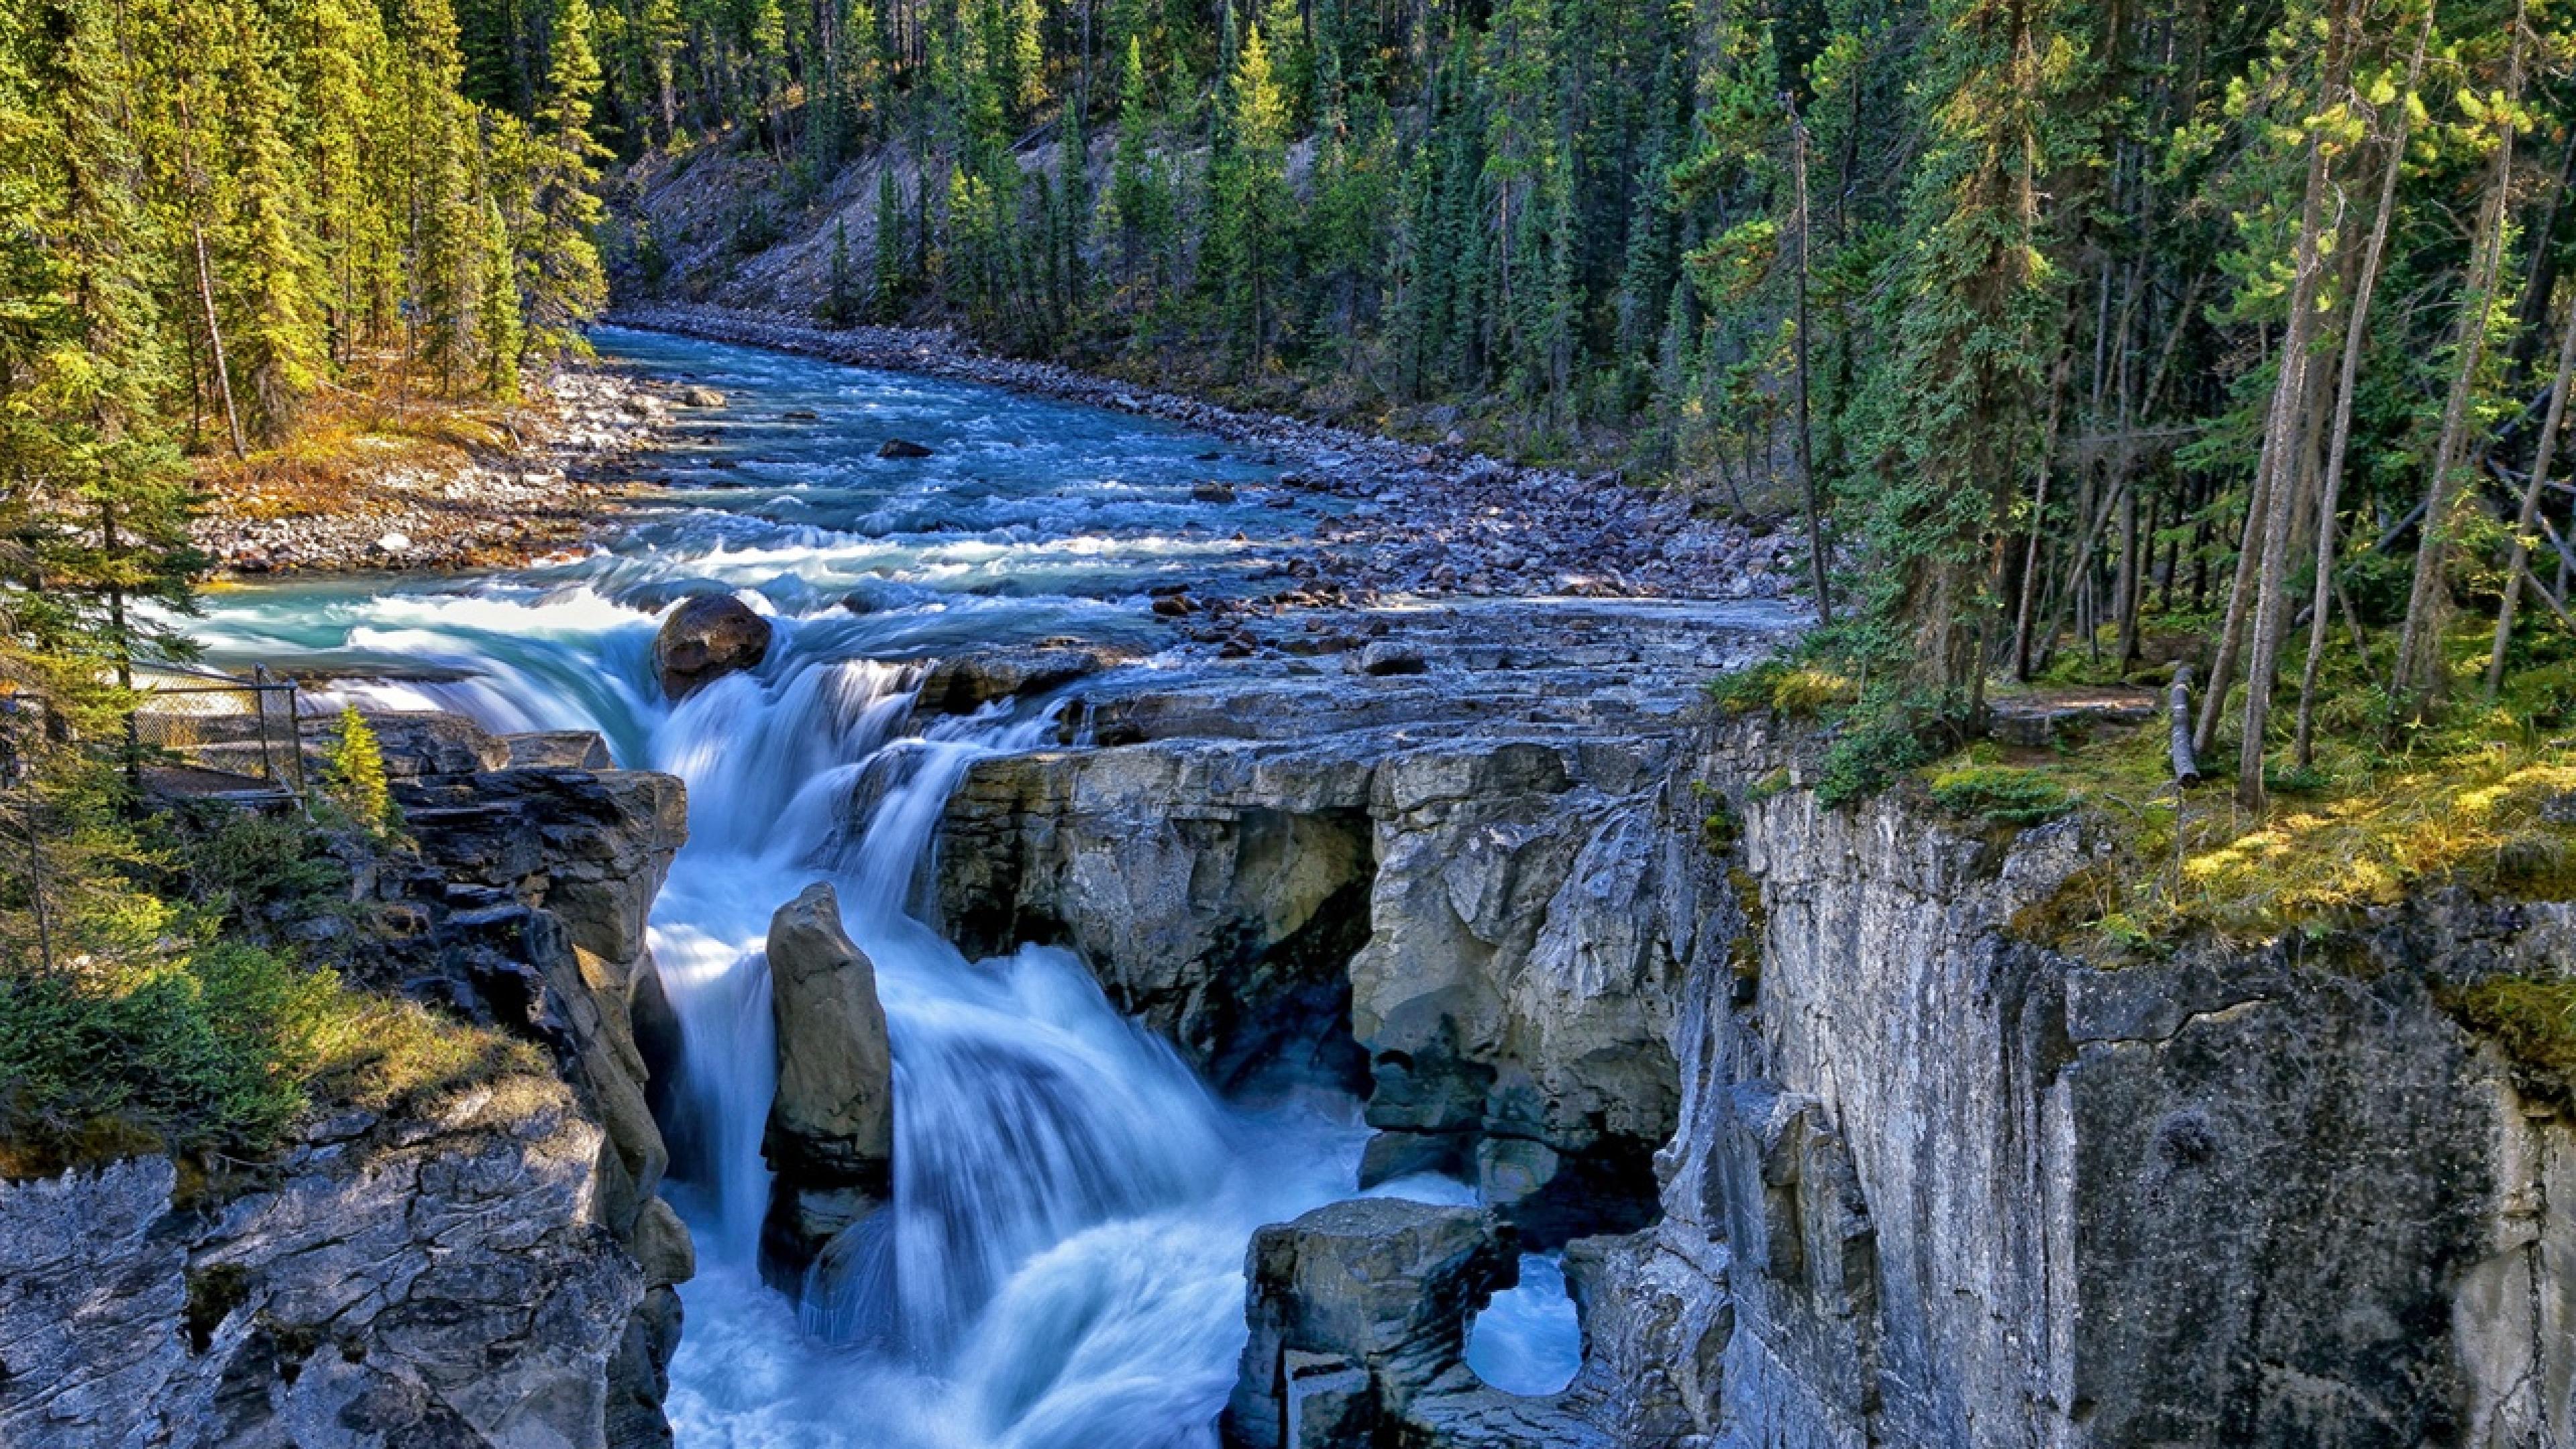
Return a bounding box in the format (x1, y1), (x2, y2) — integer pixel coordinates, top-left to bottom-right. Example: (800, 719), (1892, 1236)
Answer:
(760, 882), (893, 1279)
(653, 594), (771, 700)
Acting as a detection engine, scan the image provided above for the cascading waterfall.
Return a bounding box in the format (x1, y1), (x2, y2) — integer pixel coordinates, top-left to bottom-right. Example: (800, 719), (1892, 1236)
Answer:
(183, 327), (1581, 1448)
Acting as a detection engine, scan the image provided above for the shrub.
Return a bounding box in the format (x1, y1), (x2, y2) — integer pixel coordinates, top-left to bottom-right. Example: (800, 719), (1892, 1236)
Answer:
(1929, 765), (2075, 826)
(323, 706), (393, 837)
(0, 943), (335, 1163)
(1817, 710), (1937, 808)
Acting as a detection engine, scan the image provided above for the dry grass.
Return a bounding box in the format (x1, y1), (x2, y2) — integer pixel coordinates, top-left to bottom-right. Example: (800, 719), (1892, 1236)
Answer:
(193, 360), (521, 522)
(304, 991), (546, 1118)
(1955, 649), (2576, 953)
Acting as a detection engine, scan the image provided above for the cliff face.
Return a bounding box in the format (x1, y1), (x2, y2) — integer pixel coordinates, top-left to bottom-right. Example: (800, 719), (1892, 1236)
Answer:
(0, 1083), (637, 1448)
(1666, 747), (2576, 1449)
(935, 599), (1782, 1246)
(934, 622), (2576, 1448)
(0, 718), (694, 1449)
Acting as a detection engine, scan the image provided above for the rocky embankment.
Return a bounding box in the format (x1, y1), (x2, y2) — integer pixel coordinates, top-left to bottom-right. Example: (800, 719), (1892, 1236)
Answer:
(613, 304), (1810, 603)
(924, 601), (2576, 1448)
(192, 368), (695, 575)
(0, 715), (694, 1449)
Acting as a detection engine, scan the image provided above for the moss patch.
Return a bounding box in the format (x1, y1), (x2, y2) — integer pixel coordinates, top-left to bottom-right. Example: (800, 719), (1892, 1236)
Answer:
(2444, 977), (2576, 1107)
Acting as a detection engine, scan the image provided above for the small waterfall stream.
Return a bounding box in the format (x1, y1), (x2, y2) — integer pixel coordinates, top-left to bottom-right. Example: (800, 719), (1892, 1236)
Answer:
(183, 327), (1581, 1447)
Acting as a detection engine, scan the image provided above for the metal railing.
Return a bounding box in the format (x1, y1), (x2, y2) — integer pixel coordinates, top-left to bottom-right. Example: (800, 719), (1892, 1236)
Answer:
(130, 661), (310, 802)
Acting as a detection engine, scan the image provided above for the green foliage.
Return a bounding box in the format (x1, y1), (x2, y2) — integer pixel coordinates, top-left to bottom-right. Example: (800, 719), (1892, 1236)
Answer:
(1815, 706), (1940, 810)
(0, 943), (335, 1163)
(323, 706), (394, 837)
(1929, 765), (2075, 826)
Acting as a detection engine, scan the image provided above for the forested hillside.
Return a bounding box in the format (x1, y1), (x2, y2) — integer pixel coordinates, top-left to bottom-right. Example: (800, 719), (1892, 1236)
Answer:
(596, 0), (2576, 802)
(0, 0), (605, 1161)
(6, 0), (2576, 1156)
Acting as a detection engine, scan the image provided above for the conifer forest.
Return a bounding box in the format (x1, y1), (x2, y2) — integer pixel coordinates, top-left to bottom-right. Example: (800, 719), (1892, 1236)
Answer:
(12, 0), (2576, 1439)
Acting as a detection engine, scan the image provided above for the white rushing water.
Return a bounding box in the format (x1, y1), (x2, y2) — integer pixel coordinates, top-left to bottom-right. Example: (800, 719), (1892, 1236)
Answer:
(184, 328), (1582, 1446)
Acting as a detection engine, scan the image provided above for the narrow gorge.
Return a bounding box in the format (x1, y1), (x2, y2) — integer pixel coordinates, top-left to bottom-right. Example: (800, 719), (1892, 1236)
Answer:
(5, 328), (2570, 1449)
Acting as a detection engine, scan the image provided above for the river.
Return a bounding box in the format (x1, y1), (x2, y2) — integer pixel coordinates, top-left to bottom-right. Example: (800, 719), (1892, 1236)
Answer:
(183, 327), (1581, 1447)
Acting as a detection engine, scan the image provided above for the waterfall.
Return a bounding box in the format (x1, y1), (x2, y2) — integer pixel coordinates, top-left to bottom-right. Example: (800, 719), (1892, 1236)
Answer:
(180, 326), (1582, 1448)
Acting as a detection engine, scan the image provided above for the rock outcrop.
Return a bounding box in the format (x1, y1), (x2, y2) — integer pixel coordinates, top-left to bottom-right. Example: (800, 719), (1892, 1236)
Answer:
(0, 724), (700, 1449)
(1479, 718), (2576, 1449)
(653, 594), (771, 699)
(759, 882), (894, 1279)
(1222, 1197), (1615, 1449)
(938, 600), (2576, 1449)
(388, 750), (694, 1448)
(0, 1079), (639, 1449)
(937, 599), (1787, 1240)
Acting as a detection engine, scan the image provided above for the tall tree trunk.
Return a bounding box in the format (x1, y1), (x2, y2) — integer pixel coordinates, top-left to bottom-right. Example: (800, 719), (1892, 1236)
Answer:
(2296, 6), (2429, 764)
(192, 221), (246, 460)
(1791, 111), (1831, 623)
(2237, 50), (2345, 810)
(2485, 287), (2576, 698)
(2393, 0), (2526, 718)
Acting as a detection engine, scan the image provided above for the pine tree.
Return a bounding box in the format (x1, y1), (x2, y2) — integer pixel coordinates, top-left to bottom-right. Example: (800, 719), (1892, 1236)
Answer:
(526, 0), (610, 356)
(224, 0), (328, 441)
(871, 165), (911, 317)
(478, 191), (524, 398)
(1851, 0), (2077, 698)
(822, 216), (861, 322)
(1209, 23), (1290, 372)
(1105, 36), (1173, 310)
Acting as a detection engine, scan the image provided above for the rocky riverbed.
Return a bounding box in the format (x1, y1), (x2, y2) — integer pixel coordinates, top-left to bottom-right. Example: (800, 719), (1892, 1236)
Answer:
(613, 304), (1812, 607)
(191, 368), (693, 575)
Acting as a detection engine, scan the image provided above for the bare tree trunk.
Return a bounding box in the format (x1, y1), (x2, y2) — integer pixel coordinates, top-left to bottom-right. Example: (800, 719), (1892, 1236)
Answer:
(2193, 437), (2274, 757)
(2297, 89), (2415, 765)
(2393, 0), (2526, 718)
(193, 221), (246, 460)
(2236, 66), (2343, 810)
(2013, 347), (2076, 678)
(2485, 286), (2576, 698)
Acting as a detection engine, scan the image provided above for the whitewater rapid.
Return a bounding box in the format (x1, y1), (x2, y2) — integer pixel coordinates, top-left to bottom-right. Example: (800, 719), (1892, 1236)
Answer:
(182, 327), (1580, 1447)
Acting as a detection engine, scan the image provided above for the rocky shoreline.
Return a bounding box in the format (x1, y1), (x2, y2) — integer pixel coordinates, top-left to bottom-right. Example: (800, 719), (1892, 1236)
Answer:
(611, 304), (1812, 607)
(191, 367), (694, 576)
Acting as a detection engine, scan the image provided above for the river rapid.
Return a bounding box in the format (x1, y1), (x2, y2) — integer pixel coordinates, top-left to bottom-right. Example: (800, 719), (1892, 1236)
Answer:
(182, 327), (1580, 1448)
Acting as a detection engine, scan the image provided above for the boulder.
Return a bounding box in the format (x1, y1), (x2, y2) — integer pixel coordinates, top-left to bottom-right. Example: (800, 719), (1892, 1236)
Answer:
(877, 437), (934, 459)
(678, 386), (726, 408)
(1223, 1197), (1621, 1449)
(505, 729), (615, 769)
(760, 883), (894, 1277)
(913, 646), (1115, 716)
(653, 594), (771, 700)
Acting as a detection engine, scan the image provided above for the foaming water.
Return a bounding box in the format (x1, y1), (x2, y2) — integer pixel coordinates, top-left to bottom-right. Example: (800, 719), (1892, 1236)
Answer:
(180, 327), (1580, 1445)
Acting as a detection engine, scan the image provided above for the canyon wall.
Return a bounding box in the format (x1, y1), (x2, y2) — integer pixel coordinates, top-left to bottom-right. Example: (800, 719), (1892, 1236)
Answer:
(935, 633), (2576, 1448)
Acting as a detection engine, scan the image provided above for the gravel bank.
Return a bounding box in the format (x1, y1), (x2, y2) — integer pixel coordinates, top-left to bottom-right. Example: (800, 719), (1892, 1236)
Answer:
(193, 367), (686, 575)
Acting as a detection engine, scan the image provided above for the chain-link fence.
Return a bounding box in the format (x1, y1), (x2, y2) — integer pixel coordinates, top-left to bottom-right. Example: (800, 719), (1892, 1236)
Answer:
(131, 663), (309, 802)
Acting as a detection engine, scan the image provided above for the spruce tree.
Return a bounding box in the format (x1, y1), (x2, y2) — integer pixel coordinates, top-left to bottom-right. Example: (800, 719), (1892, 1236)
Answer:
(527, 0), (610, 356)
(1209, 23), (1289, 373)
(224, 0), (328, 442)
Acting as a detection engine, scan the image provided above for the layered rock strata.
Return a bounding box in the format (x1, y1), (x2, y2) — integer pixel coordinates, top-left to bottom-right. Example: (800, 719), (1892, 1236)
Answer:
(937, 598), (1790, 1246)
(936, 605), (2576, 1449)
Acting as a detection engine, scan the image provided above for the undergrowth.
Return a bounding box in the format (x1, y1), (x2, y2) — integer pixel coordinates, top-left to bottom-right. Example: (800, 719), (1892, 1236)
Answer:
(0, 798), (535, 1176)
